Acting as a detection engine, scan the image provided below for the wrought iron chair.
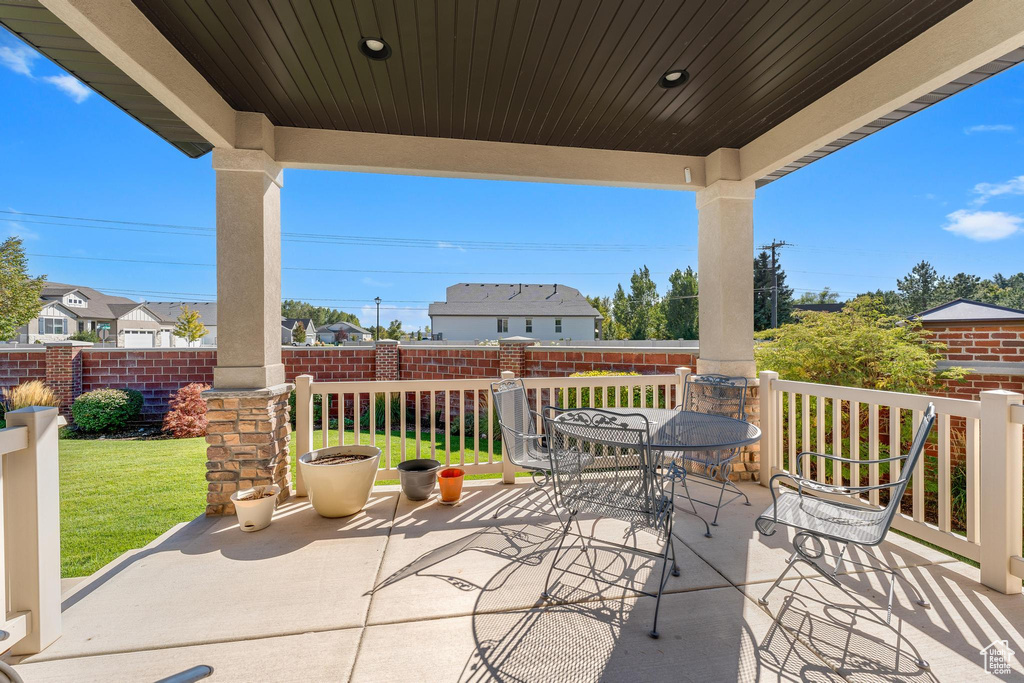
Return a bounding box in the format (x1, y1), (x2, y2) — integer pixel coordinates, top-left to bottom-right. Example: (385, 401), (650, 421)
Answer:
(668, 373), (751, 525)
(542, 408), (679, 639)
(490, 378), (560, 520)
(755, 403), (936, 667)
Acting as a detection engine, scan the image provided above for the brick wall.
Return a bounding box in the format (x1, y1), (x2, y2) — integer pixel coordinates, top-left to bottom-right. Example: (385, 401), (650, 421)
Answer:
(525, 349), (698, 377)
(927, 323), (1024, 363)
(82, 349), (217, 420)
(283, 347), (375, 382)
(401, 347), (501, 380)
(0, 349), (46, 389)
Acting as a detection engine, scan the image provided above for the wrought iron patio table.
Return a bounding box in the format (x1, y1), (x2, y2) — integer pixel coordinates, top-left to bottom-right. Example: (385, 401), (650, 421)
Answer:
(601, 408), (761, 453)
(602, 408), (761, 537)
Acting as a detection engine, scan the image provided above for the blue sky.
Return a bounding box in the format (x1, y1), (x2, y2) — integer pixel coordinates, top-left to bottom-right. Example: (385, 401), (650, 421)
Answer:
(2, 28), (1023, 331)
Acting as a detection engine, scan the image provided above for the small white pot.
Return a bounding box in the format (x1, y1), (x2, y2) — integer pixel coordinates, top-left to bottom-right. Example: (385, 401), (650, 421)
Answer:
(299, 445), (382, 518)
(230, 484), (281, 532)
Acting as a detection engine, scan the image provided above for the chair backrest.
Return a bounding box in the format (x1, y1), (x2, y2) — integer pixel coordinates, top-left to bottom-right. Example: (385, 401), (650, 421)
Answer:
(682, 374), (747, 420)
(490, 378), (539, 468)
(544, 408), (666, 529)
(882, 404), (937, 517)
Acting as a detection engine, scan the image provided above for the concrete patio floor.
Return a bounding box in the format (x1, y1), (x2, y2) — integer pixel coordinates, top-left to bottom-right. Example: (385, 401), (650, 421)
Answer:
(11, 480), (1024, 682)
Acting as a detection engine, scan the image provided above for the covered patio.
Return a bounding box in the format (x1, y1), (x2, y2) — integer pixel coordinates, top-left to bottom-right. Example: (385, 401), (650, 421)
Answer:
(2, 0), (1024, 680)
(12, 480), (1023, 681)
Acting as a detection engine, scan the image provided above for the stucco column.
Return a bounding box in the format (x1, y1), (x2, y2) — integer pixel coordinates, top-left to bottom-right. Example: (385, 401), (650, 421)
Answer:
(212, 148), (285, 389)
(695, 177), (756, 378)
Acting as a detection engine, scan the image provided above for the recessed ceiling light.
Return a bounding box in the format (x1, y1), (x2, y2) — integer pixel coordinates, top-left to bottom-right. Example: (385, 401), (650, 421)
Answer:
(659, 69), (688, 88)
(359, 37), (392, 60)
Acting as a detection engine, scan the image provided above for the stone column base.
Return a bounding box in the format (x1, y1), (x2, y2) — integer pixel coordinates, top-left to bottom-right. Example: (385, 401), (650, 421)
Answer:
(202, 383), (294, 516)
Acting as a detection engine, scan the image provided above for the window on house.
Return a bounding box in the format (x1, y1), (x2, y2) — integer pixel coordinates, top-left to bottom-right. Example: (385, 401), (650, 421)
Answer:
(497, 318), (508, 333)
(525, 319), (532, 333)
(38, 317), (66, 335)
(555, 319), (562, 334)
(66, 295), (85, 307)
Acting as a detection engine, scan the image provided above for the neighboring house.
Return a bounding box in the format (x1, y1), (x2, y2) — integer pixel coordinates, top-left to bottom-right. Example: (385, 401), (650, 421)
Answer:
(144, 301), (218, 347)
(14, 283), (214, 348)
(281, 318), (316, 345)
(911, 298), (1024, 375)
(429, 283), (602, 341)
(317, 320), (372, 343)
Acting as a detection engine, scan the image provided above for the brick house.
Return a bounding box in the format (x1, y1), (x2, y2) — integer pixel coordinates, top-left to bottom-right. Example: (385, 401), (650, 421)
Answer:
(915, 299), (1024, 400)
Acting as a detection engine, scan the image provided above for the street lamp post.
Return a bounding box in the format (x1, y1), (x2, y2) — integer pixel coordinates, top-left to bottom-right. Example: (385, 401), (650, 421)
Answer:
(374, 296), (382, 340)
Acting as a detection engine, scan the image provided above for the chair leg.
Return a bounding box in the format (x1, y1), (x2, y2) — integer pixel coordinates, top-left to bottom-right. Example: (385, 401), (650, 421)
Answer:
(678, 478), (712, 538)
(541, 513), (575, 601)
(759, 550), (799, 606)
(650, 520), (674, 639)
(710, 477), (728, 526)
(832, 543), (848, 578)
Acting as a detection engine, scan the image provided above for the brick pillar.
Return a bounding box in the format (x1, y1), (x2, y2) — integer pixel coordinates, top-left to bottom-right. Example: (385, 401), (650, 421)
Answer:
(375, 339), (399, 380)
(44, 341), (90, 420)
(498, 337), (533, 377)
(202, 383), (293, 516)
(735, 381), (760, 482)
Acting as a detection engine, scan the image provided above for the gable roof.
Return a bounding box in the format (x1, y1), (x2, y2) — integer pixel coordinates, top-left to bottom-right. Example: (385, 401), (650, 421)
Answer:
(429, 284), (601, 318)
(320, 321), (371, 335)
(912, 299), (1024, 324)
(39, 282), (139, 320)
(281, 318), (315, 331)
(144, 301), (218, 326)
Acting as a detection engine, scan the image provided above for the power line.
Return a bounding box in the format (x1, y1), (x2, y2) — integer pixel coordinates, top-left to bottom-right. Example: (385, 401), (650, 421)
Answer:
(1, 211), (695, 253)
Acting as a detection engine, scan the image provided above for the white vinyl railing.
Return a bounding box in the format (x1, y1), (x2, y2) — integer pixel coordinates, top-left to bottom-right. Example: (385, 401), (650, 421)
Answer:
(294, 371), (687, 492)
(759, 370), (1024, 594)
(0, 406), (61, 656)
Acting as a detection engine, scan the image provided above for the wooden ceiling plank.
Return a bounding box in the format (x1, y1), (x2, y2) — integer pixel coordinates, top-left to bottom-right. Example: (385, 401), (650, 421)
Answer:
(263, 0), (349, 129)
(609, 0), (754, 152)
(344, 0), (401, 135)
(313, 0), (381, 133)
(495, 0), (557, 142)
(373, 0), (420, 137)
(471, 0), (518, 141)
(413, 0), (440, 138)
(575, 1), (707, 150)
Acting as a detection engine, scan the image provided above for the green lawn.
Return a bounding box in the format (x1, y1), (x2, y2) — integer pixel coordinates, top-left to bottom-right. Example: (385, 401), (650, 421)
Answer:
(59, 429), (503, 577)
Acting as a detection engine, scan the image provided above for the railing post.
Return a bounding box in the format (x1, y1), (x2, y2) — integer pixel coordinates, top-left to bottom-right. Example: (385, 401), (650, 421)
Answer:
(674, 367), (691, 408)
(4, 406), (61, 655)
(500, 371), (516, 484)
(295, 375), (313, 497)
(758, 371), (779, 487)
(979, 389), (1023, 595)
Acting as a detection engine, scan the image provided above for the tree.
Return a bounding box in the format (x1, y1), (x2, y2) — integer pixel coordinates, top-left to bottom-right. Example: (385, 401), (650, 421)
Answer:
(755, 296), (966, 393)
(619, 266), (663, 340)
(385, 319), (404, 340)
(897, 260), (940, 314)
(281, 299), (361, 327)
(663, 267), (699, 339)
(172, 304), (208, 345)
(753, 250), (793, 331)
(935, 272), (982, 302)
(292, 321), (307, 344)
(794, 287), (839, 305)
(0, 237), (45, 341)
(611, 284), (632, 338)
(587, 295), (626, 340)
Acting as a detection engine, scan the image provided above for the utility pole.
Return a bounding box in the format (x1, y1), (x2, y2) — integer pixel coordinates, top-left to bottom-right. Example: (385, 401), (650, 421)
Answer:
(374, 296), (381, 340)
(758, 240), (792, 328)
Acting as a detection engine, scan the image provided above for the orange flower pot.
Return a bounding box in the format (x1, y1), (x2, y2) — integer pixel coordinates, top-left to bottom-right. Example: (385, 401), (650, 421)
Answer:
(438, 467), (465, 503)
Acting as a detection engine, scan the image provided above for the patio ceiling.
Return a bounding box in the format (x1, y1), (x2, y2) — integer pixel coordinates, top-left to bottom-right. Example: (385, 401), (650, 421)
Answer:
(6, 0), (1023, 185)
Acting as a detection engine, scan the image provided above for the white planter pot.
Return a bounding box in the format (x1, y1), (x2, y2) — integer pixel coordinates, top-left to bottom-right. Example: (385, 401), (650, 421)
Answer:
(299, 445), (382, 518)
(230, 484), (281, 532)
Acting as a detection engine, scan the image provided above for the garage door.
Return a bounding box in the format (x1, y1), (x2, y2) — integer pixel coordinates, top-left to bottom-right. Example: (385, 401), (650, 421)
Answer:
(123, 331), (154, 348)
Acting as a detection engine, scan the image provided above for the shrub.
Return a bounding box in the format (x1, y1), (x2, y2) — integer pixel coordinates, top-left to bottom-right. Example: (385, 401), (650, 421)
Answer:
(72, 388), (144, 432)
(68, 330), (101, 343)
(559, 371), (663, 408)
(163, 383), (210, 438)
(2, 380), (59, 413)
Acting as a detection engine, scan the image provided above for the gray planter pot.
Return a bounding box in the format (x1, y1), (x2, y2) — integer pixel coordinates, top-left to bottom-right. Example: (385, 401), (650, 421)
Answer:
(397, 459), (441, 501)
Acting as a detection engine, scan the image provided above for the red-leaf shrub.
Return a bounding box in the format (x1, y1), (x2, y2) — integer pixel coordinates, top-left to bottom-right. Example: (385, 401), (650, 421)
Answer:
(163, 383), (211, 438)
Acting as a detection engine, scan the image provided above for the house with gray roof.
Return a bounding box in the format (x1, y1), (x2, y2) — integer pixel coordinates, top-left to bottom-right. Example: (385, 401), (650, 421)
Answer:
(13, 284), (216, 347)
(317, 320), (372, 343)
(429, 283), (602, 341)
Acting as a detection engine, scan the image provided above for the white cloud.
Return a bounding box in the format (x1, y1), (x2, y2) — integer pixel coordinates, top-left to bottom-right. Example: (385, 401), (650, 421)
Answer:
(361, 276), (393, 288)
(943, 209), (1023, 241)
(964, 124), (1015, 134)
(437, 241), (466, 252)
(41, 74), (90, 103)
(0, 44), (36, 76)
(971, 174), (1024, 206)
